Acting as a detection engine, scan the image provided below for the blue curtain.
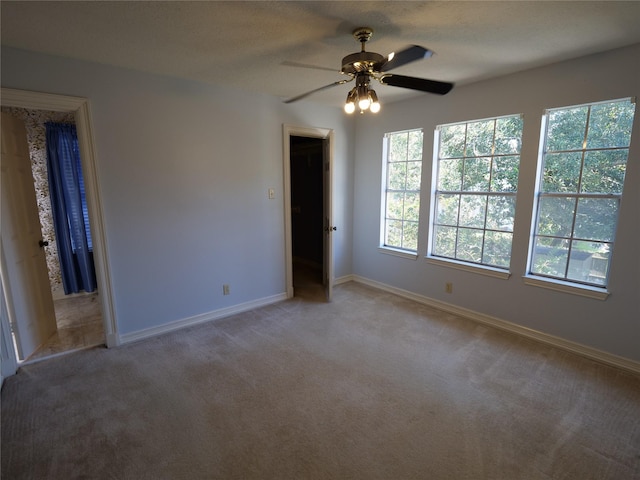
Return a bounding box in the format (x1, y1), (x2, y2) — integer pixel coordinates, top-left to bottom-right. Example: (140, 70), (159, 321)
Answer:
(46, 122), (96, 294)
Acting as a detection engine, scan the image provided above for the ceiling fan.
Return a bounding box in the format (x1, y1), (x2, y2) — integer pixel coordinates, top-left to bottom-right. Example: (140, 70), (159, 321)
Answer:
(284, 27), (454, 113)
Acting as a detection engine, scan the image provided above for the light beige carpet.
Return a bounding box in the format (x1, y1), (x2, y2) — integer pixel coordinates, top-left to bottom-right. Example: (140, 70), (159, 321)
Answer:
(2, 282), (639, 479)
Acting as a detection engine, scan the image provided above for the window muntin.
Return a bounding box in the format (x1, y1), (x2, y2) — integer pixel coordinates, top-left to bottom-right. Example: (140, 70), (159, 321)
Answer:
(430, 115), (523, 269)
(381, 129), (423, 252)
(529, 98), (635, 287)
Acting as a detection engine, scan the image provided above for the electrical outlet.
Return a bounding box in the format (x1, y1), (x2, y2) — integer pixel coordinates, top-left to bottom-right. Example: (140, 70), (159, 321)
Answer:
(223, 284), (230, 295)
(445, 282), (453, 294)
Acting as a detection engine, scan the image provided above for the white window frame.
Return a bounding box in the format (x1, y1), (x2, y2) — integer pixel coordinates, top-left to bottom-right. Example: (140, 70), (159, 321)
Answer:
(427, 114), (523, 276)
(379, 128), (423, 258)
(525, 97), (636, 298)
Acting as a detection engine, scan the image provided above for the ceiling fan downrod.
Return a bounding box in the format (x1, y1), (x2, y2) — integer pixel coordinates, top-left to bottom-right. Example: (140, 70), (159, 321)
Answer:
(352, 27), (374, 50)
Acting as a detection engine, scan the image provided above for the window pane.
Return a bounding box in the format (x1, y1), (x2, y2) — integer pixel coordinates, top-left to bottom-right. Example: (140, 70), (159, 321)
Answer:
(486, 196), (515, 232)
(531, 237), (569, 277)
(581, 150), (628, 194)
(386, 192), (404, 219)
(433, 225), (457, 257)
(586, 101), (636, 149)
(463, 157), (491, 191)
(456, 227), (483, 263)
(406, 161), (422, 190)
(546, 106), (588, 151)
(574, 198), (618, 242)
(439, 124), (466, 158)
(438, 158), (463, 190)
(542, 152), (582, 193)
(387, 162), (406, 190)
(459, 195), (486, 228)
(491, 155), (520, 192)
(584, 247), (610, 285)
(408, 130), (423, 160)
(403, 221), (419, 250)
(389, 133), (408, 161)
(385, 220), (403, 247)
(483, 231), (512, 268)
(495, 116), (523, 154)
(536, 197), (575, 237)
(567, 241), (610, 285)
(404, 192), (420, 222)
(466, 120), (494, 156)
(435, 194), (460, 225)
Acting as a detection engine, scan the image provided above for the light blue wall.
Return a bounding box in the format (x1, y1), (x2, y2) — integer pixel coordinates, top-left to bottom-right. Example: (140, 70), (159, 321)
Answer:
(3, 44), (639, 363)
(352, 44), (640, 361)
(1, 47), (355, 336)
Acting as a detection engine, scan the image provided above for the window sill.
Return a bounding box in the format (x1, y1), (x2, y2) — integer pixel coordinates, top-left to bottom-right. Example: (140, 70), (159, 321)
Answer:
(523, 275), (609, 300)
(426, 256), (511, 279)
(378, 246), (419, 260)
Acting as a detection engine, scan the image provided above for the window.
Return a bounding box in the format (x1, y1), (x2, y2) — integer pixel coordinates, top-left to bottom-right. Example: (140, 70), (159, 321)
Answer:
(529, 98), (636, 288)
(430, 115), (523, 269)
(381, 129), (423, 252)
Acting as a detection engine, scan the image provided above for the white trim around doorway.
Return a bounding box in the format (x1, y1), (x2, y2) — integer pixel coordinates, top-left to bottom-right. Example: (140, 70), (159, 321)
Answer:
(1, 88), (119, 365)
(282, 124), (334, 299)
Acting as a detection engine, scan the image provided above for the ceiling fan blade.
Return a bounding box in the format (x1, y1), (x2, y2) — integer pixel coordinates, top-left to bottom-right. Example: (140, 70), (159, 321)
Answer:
(281, 61), (338, 73)
(380, 45), (434, 72)
(284, 80), (350, 104)
(379, 74), (454, 95)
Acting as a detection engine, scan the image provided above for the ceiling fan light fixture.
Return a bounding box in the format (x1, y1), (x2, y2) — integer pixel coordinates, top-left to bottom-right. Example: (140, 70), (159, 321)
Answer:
(369, 90), (380, 113)
(344, 88), (357, 114)
(356, 75), (371, 110)
(344, 79), (380, 114)
(344, 102), (356, 115)
(344, 102), (356, 114)
(358, 96), (371, 111)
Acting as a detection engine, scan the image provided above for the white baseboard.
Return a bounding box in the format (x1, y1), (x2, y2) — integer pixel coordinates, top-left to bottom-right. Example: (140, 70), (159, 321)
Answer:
(351, 275), (640, 375)
(120, 292), (288, 345)
(334, 274), (355, 285)
(111, 276), (640, 375)
(105, 333), (120, 348)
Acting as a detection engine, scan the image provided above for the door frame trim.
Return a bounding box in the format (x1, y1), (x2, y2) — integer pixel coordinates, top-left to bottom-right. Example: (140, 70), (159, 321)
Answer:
(282, 124), (334, 299)
(1, 88), (119, 356)
(0, 269), (18, 384)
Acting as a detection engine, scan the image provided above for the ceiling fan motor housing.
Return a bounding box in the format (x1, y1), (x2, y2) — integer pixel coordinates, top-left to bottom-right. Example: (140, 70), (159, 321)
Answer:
(341, 27), (385, 75)
(341, 51), (386, 75)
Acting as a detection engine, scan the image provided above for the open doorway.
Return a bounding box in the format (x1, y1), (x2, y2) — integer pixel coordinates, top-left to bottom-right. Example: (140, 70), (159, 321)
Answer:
(290, 136), (325, 300)
(283, 125), (335, 302)
(1, 88), (117, 378)
(1, 107), (104, 362)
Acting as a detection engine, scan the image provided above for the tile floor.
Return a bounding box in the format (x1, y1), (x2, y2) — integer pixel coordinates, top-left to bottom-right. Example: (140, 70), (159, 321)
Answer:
(26, 292), (105, 362)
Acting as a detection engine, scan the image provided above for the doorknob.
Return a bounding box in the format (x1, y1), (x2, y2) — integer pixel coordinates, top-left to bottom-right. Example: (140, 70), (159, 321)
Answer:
(39, 240), (49, 248)
(325, 226), (337, 232)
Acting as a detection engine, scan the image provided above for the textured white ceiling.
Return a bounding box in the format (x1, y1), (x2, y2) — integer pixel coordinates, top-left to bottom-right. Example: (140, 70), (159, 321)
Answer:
(2, 1), (640, 107)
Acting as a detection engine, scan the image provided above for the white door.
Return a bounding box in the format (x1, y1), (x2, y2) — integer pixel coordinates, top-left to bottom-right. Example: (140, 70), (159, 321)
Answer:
(322, 137), (334, 302)
(1, 112), (57, 360)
